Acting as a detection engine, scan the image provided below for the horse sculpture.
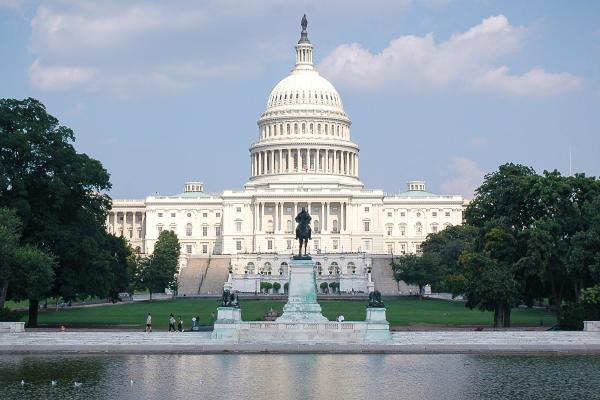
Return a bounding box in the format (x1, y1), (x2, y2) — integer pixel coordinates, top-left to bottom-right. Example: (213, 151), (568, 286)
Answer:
(295, 207), (312, 258)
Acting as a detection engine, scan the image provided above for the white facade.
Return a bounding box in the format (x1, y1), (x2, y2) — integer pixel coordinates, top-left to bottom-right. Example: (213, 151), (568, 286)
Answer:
(107, 24), (465, 283)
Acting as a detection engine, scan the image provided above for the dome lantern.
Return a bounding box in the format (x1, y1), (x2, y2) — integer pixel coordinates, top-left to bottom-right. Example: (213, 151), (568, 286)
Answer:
(295, 14), (314, 70)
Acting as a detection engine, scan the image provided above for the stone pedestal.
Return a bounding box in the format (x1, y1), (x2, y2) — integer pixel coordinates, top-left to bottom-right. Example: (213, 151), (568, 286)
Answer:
(0, 322), (25, 333)
(277, 258), (328, 322)
(211, 307), (242, 340)
(584, 321), (600, 332)
(365, 307), (391, 341)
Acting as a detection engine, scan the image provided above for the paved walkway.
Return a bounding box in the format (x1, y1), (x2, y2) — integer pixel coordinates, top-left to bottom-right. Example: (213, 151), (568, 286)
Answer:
(1, 331), (599, 354)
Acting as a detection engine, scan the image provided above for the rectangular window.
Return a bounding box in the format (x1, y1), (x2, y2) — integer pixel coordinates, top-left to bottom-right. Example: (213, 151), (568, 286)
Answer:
(314, 240), (319, 251)
(364, 207), (370, 212)
(286, 207), (292, 212)
(236, 207), (242, 213)
(186, 245), (192, 254)
(216, 212), (221, 218)
(387, 244), (393, 254)
(171, 213), (176, 217)
(432, 225), (438, 233)
(157, 226), (163, 233)
(400, 227), (406, 236)
(128, 230), (132, 238)
(158, 213), (163, 217)
(445, 212), (451, 217)
(333, 239), (338, 250)
(137, 229), (142, 239)
(202, 226), (208, 236)
(215, 226), (221, 236)
(363, 240), (371, 251)
(387, 212), (392, 217)
(236, 222), (242, 232)
(401, 243), (406, 254)
(400, 212), (406, 217)
(202, 213), (208, 218)
(432, 212), (437, 217)
(363, 221), (370, 232)
(267, 240), (273, 250)
(236, 241), (242, 251)
(202, 244), (208, 254)
(387, 226), (392, 236)
(286, 240), (292, 250)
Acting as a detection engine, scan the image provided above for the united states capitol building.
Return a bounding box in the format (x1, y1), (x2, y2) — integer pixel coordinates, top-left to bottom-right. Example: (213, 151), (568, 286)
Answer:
(107, 20), (466, 295)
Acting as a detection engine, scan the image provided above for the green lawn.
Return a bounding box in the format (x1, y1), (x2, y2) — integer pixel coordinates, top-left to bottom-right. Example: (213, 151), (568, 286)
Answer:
(23, 297), (556, 329)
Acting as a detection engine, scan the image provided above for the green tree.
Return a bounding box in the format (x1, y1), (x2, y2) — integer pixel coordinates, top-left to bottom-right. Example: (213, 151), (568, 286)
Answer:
(0, 98), (113, 306)
(272, 282), (281, 294)
(138, 230), (180, 301)
(10, 245), (56, 327)
(393, 253), (445, 299)
(105, 235), (135, 303)
(0, 207), (22, 309)
(320, 282), (329, 293)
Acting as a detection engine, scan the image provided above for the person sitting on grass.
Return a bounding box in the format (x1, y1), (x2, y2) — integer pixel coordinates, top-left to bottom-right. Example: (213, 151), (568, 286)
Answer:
(168, 314), (176, 332)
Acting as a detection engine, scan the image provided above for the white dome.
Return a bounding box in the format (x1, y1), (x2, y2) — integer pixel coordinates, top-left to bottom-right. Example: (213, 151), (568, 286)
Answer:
(266, 69), (344, 111)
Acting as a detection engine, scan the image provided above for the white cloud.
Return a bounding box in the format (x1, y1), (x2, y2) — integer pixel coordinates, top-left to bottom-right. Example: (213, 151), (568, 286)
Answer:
(30, 3), (205, 54)
(319, 15), (582, 96)
(470, 66), (582, 96)
(29, 59), (95, 91)
(440, 157), (485, 198)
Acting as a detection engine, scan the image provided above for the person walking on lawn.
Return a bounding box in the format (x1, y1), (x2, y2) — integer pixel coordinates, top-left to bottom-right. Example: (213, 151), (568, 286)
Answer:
(168, 314), (176, 332)
(145, 313), (152, 333)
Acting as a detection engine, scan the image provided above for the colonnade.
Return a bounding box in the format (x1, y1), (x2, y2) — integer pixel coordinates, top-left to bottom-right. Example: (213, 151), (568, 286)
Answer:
(107, 211), (146, 243)
(251, 148), (358, 177)
(252, 201), (348, 234)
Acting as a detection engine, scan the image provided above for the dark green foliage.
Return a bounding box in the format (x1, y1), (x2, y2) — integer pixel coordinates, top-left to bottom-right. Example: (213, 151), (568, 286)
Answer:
(393, 253), (446, 298)
(320, 282), (329, 293)
(272, 282), (281, 293)
(0, 98), (118, 305)
(136, 230), (180, 301)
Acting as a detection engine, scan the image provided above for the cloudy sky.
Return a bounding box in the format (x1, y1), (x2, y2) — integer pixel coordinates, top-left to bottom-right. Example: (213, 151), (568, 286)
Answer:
(1, 0), (599, 198)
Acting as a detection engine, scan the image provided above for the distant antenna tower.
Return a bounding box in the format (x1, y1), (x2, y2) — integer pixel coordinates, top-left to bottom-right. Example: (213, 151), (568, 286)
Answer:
(569, 146), (572, 176)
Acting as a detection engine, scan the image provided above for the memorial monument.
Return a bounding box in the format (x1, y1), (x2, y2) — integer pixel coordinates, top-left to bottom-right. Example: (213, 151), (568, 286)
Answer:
(277, 208), (328, 322)
(211, 207), (391, 342)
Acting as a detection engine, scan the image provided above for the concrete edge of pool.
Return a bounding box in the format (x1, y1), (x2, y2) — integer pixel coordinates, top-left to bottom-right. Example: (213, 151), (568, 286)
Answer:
(1, 331), (600, 354)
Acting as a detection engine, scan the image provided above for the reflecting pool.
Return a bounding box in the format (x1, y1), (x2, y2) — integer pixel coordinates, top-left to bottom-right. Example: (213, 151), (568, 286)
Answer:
(0, 354), (599, 399)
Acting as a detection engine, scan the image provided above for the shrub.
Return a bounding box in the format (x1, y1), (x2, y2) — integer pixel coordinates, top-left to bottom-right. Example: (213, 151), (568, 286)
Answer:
(558, 302), (585, 330)
(284, 282), (289, 292)
(272, 282), (281, 293)
(319, 282), (329, 293)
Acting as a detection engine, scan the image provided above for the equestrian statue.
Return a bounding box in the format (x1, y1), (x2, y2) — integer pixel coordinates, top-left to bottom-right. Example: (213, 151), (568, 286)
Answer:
(295, 207), (312, 258)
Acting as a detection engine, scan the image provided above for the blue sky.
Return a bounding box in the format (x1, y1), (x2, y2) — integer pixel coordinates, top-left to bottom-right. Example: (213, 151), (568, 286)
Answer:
(1, 0), (599, 198)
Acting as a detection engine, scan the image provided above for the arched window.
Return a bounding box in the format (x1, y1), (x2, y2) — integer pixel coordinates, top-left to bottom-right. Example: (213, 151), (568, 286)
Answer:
(333, 262), (340, 274)
(317, 124), (321, 134)
(280, 262), (288, 276)
(315, 262), (322, 275)
(246, 262), (255, 274)
(186, 223), (192, 237)
(415, 222), (423, 235)
(348, 262), (356, 274)
(261, 262), (272, 275)
(325, 124), (328, 135)
(310, 123), (314, 134)
(294, 123), (298, 134)
(287, 124), (290, 134)
(302, 123), (306, 134)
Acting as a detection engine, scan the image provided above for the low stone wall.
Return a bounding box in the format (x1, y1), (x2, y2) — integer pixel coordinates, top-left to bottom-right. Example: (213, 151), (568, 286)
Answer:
(211, 306), (391, 343)
(0, 322), (25, 333)
(584, 321), (600, 332)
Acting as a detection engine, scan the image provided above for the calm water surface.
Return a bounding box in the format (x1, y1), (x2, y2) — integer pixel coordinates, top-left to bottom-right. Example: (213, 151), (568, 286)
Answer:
(0, 354), (598, 400)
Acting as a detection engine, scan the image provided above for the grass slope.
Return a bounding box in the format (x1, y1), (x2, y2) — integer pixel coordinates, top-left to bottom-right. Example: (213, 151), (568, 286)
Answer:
(25, 297), (556, 329)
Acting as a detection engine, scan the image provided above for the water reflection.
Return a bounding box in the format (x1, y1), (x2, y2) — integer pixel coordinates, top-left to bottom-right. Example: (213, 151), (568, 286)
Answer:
(0, 354), (598, 399)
